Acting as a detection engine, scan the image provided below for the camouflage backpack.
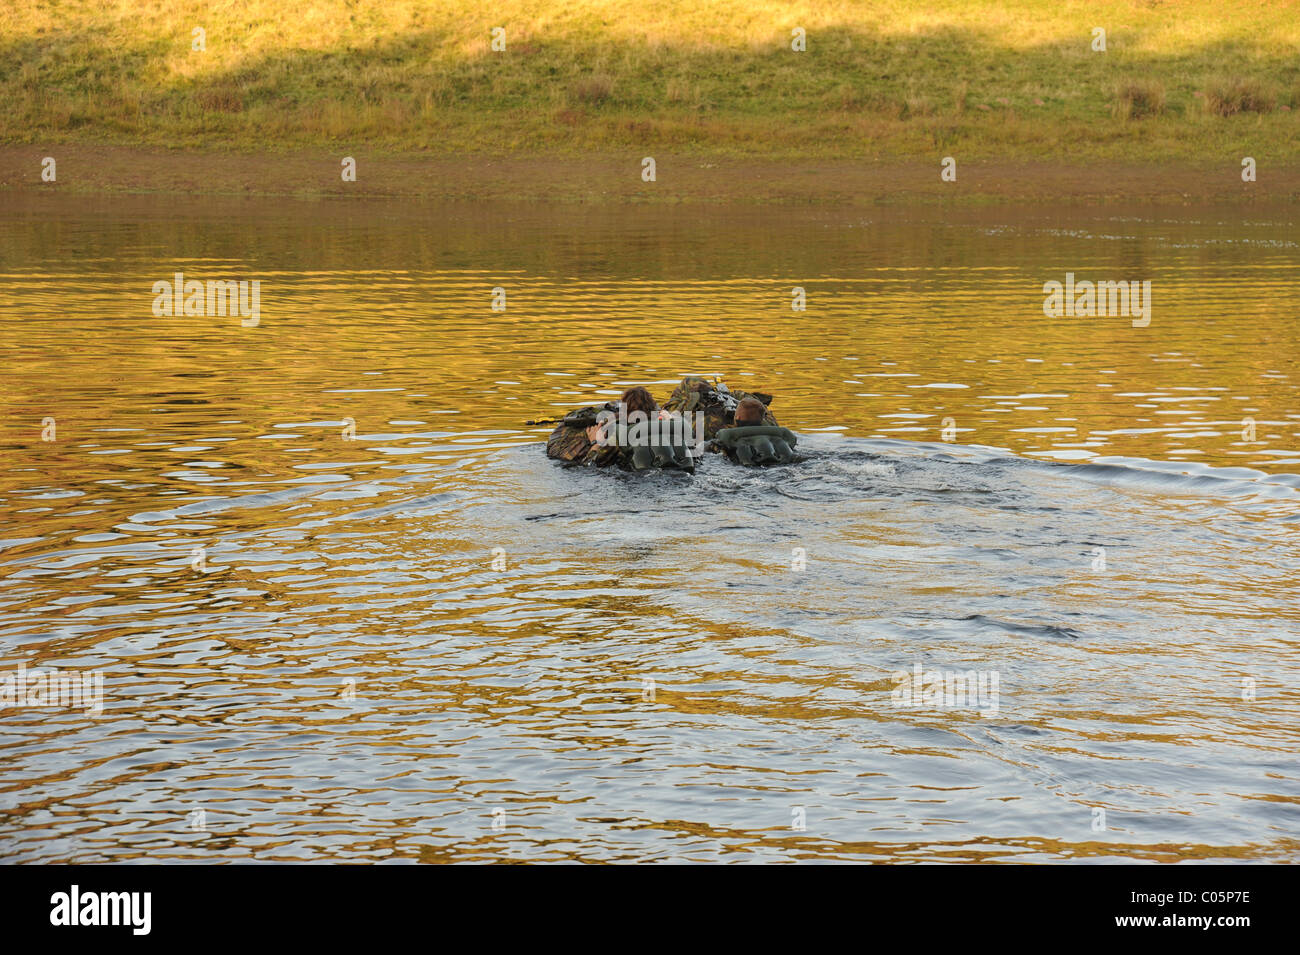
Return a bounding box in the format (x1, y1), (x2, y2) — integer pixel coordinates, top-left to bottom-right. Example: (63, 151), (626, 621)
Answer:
(659, 376), (778, 440)
(544, 403), (621, 466)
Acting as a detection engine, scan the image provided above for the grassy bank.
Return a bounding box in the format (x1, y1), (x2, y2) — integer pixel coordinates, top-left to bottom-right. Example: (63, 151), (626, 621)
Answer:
(2, 1), (1299, 162)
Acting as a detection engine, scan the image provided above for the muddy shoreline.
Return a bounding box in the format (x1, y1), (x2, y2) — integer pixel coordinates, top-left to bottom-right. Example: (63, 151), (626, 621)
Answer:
(3, 145), (1296, 204)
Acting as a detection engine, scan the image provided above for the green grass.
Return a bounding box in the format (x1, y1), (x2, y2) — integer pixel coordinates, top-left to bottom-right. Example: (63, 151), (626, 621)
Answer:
(2, 0), (1299, 160)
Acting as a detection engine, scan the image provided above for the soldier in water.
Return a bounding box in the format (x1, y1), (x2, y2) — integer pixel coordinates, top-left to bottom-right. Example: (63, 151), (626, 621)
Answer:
(584, 386), (656, 447)
(546, 385), (695, 471)
(709, 397), (799, 466)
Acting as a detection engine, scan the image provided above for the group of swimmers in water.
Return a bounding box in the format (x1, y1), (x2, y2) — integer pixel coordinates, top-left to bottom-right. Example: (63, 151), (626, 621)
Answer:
(545, 380), (799, 472)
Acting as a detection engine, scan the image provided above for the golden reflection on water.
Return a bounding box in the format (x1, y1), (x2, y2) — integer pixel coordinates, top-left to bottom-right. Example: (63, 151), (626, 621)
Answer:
(0, 196), (1297, 863)
(3, 198), (1296, 484)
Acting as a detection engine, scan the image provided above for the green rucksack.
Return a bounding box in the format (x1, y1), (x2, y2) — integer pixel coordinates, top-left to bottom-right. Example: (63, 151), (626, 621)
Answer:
(711, 425), (799, 466)
(544, 403), (696, 472)
(623, 440), (696, 473)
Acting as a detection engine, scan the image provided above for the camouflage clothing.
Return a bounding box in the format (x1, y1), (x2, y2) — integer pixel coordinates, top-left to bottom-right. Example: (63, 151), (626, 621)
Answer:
(659, 376), (778, 440)
(544, 402), (620, 466)
(544, 377), (782, 471)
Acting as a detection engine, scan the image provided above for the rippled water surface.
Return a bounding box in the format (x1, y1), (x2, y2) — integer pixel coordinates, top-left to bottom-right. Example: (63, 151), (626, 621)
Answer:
(1, 195), (1298, 863)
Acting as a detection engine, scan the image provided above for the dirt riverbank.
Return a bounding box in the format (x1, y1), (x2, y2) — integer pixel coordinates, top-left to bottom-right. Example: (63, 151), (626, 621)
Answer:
(3, 145), (1296, 205)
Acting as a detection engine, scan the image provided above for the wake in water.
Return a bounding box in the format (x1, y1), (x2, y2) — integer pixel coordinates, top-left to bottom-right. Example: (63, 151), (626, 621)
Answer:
(2, 433), (1297, 863)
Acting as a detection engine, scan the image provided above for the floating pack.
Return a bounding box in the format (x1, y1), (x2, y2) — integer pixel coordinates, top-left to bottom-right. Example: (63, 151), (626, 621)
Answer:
(711, 424), (799, 466)
(543, 403), (696, 472)
(626, 439), (696, 472)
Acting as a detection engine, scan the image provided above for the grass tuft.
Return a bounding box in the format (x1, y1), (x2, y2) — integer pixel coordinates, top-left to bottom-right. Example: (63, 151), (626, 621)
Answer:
(1113, 80), (1165, 120)
(196, 86), (245, 113)
(1203, 78), (1275, 116)
(569, 73), (614, 105)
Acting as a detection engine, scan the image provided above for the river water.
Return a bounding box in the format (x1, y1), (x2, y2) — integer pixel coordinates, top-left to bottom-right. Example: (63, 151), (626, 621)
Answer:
(1, 195), (1297, 862)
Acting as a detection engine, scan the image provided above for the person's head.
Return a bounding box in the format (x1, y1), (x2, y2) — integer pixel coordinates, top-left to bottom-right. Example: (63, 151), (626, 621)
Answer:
(621, 386), (657, 419)
(735, 397), (766, 426)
